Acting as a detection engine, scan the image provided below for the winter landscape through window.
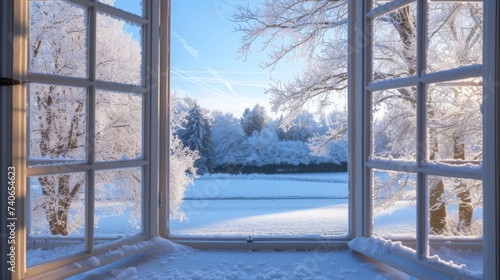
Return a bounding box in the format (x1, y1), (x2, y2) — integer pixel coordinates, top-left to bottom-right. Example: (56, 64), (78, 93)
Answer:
(167, 0), (351, 238)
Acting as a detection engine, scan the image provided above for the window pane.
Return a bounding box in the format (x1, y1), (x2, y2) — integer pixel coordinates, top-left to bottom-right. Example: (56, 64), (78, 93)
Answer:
(372, 170), (416, 244)
(427, 176), (482, 274)
(95, 90), (143, 161)
(94, 168), (143, 247)
(27, 173), (86, 267)
(427, 3), (482, 73)
(372, 4), (417, 81)
(96, 12), (143, 85)
(371, 88), (416, 161)
(29, 84), (87, 163)
(98, 0), (144, 17)
(29, 0), (88, 78)
(426, 79), (482, 163)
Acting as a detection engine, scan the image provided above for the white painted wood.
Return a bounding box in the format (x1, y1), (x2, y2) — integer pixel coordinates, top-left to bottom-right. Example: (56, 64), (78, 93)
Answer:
(481, 0), (499, 279)
(159, 0), (171, 237)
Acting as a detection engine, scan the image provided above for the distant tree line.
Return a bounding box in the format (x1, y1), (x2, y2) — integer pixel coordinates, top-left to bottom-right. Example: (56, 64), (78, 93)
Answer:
(174, 97), (348, 175)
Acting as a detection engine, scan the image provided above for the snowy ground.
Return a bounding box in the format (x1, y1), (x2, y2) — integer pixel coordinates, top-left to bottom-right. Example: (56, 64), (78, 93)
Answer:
(171, 173), (350, 237)
(170, 173), (414, 237)
(27, 172), (482, 278)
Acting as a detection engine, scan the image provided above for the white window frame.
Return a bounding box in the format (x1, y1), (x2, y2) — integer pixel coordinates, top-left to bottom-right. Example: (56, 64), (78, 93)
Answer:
(9, 0), (161, 279)
(160, 0), (353, 249)
(350, 0), (499, 279)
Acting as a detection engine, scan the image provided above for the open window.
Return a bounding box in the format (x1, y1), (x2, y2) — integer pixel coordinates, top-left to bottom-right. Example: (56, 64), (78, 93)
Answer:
(165, 0), (351, 242)
(349, 0), (499, 279)
(10, 0), (160, 278)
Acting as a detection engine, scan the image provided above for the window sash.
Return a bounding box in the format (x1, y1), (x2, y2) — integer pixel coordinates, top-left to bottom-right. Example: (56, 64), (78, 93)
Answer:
(352, 0), (498, 279)
(11, 0), (160, 278)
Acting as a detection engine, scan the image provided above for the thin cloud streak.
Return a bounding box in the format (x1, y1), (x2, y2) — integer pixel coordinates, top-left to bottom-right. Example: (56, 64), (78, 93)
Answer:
(207, 68), (237, 95)
(171, 67), (248, 107)
(171, 77), (269, 88)
(172, 32), (199, 58)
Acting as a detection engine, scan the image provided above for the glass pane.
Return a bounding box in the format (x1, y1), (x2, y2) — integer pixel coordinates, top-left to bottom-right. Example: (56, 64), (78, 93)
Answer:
(427, 176), (483, 274)
(29, 84), (87, 163)
(94, 168), (143, 247)
(169, 0), (349, 237)
(426, 79), (482, 163)
(98, 0), (144, 17)
(372, 4), (417, 81)
(29, 0), (88, 77)
(95, 91), (143, 161)
(372, 170), (417, 244)
(427, 3), (483, 73)
(96, 12), (143, 85)
(27, 173), (86, 266)
(371, 88), (416, 161)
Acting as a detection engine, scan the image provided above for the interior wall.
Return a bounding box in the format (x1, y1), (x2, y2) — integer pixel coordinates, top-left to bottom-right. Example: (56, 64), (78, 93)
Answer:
(0, 1), (14, 280)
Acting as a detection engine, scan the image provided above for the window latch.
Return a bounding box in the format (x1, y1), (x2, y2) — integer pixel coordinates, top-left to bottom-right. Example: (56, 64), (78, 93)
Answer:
(0, 77), (22, 86)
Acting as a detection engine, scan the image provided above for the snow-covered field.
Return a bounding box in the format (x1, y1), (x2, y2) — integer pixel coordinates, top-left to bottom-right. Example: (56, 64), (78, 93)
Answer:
(170, 173), (350, 237)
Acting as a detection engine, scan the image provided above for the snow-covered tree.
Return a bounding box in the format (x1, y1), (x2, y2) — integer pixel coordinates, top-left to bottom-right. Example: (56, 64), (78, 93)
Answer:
(179, 102), (214, 175)
(240, 104), (270, 136)
(169, 93), (200, 221)
(277, 110), (317, 142)
(234, 1), (483, 235)
(211, 111), (245, 166)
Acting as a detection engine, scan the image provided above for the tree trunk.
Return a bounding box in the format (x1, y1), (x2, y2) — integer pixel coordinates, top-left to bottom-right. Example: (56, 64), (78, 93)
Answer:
(39, 174), (82, 236)
(429, 179), (447, 235)
(453, 134), (473, 230)
(427, 101), (447, 235)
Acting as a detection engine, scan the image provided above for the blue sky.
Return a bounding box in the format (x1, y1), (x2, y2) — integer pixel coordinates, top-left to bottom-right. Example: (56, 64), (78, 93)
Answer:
(170, 0), (297, 117)
(109, 0), (298, 117)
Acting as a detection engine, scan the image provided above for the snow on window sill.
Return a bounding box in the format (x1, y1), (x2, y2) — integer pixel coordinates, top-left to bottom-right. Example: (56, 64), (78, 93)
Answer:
(348, 237), (482, 280)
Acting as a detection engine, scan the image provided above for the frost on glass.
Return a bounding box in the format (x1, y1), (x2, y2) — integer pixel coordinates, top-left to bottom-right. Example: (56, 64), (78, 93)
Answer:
(27, 173), (86, 267)
(427, 176), (483, 274)
(371, 88), (416, 161)
(96, 12), (143, 85)
(29, 0), (88, 78)
(29, 84), (87, 163)
(427, 3), (482, 73)
(95, 91), (143, 161)
(426, 79), (482, 164)
(94, 168), (143, 247)
(372, 170), (416, 244)
(372, 4), (416, 81)
(98, 0), (143, 17)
